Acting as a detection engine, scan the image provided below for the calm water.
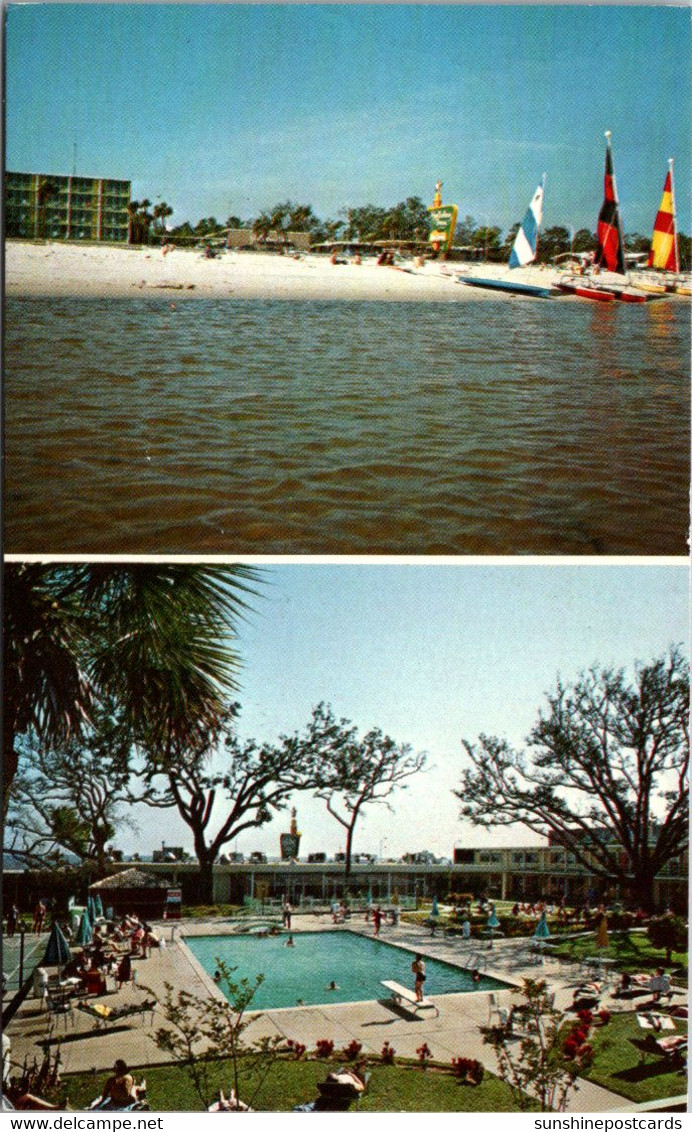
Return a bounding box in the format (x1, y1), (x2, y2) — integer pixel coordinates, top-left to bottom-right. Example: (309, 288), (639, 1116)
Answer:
(5, 296), (689, 554)
(185, 929), (508, 1008)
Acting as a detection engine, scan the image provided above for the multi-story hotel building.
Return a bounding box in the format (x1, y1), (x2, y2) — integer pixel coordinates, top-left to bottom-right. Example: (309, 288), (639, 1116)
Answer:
(5, 171), (131, 242)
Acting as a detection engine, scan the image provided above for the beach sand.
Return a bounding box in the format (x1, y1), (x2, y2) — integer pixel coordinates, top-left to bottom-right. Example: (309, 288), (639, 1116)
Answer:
(5, 239), (561, 301)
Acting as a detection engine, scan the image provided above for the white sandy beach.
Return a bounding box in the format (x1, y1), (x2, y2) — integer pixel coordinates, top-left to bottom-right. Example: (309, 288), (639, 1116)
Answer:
(5, 239), (562, 302)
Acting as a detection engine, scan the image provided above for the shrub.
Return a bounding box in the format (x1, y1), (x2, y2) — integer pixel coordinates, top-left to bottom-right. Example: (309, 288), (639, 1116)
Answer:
(648, 914), (688, 963)
(286, 1040), (306, 1060)
(380, 1041), (395, 1064)
(315, 1039), (334, 1059)
(577, 1043), (594, 1067)
(343, 1040), (363, 1061)
(577, 1009), (593, 1026)
(451, 1057), (484, 1084)
(597, 1009), (611, 1025)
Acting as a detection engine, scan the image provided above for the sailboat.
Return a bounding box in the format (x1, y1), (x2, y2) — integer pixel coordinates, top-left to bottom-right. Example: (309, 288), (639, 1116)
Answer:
(456, 176), (559, 298)
(636, 160), (690, 295)
(558, 133), (646, 303)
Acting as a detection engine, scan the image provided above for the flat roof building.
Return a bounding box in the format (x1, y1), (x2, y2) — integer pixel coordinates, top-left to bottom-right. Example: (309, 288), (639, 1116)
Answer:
(5, 171), (131, 243)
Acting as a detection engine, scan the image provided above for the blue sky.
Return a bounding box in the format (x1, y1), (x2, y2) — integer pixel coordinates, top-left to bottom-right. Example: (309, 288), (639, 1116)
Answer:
(115, 562), (687, 860)
(6, 4), (691, 235)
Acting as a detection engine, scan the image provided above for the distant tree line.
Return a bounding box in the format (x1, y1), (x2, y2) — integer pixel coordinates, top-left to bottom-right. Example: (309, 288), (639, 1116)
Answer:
(129, 194), (691, 267)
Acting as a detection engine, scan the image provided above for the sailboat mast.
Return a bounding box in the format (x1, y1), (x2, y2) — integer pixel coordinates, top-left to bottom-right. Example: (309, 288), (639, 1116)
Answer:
(668, 158), (680, 274)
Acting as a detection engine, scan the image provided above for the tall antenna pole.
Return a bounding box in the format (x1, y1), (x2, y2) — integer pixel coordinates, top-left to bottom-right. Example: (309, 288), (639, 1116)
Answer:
(72, 142), (77, 176)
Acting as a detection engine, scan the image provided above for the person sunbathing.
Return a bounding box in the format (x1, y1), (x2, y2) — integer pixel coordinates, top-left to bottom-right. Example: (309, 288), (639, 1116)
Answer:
(96, 1060), (140, 1110)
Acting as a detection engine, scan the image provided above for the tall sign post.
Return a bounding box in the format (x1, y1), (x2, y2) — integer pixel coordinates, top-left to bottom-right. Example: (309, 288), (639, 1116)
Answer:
(428, 179), (458, 258)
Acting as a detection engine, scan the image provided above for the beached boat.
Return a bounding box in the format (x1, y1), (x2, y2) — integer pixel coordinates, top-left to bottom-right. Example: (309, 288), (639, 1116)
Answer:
(456, 176), (560, 298)
(632, 160), (690, 296)
(561, 134), (658, 304)
(557, 279), (615, 302)
(457, 276), (558, 298)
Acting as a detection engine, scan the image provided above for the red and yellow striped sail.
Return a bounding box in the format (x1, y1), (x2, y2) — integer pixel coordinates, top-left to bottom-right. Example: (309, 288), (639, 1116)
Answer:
(647, 166), (678, 272)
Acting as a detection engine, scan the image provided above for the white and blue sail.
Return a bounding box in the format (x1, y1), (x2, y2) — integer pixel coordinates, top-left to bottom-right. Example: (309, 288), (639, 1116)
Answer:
(509, 176), (545, 268)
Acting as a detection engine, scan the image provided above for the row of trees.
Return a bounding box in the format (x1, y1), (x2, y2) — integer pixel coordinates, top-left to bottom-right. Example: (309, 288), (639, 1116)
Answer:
(130, 195), (692, 267)
(4, 565), (688, 910)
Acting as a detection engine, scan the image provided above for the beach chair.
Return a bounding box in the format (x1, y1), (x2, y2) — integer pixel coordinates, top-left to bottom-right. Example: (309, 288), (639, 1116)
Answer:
(650, 1035), (687, 1065)
(293, 1070), (370, 1112)
(487, 992), (508, 1026)
(45, 990), (74, 1032)
(77, 998), (156, 1029)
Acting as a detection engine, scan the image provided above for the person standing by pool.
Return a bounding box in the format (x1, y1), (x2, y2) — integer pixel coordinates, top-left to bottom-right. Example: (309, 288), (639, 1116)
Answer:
(372, 906), (383, 936)
(283, 900), (292, 929)
(412, 954), (426, 1001)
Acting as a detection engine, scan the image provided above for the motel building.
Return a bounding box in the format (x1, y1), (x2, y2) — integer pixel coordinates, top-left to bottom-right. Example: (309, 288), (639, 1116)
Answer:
(6, 842), (684, 916)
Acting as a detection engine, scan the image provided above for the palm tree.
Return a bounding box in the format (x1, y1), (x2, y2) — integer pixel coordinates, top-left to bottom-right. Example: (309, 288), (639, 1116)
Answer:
(3, 563), (261, 814)
(252, 211), (272, 245)
(153, 201), (174, 236)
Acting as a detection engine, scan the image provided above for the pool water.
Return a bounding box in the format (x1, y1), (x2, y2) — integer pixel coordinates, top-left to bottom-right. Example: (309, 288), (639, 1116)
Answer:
(185, 930), (509, 1009)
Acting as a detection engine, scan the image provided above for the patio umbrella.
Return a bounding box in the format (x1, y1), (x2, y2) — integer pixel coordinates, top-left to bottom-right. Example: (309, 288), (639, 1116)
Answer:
(596, 914), (609, 949)
(42, 922), (72, 980)
(431, 897), (439, 918)
(87, 895), (96, 924)
(533, 910), (551, 962)
(93, 894), (104, 918)
(534, 911), (551, 940)
(486, 907), (501, 947)
(75, 909), (93, 946)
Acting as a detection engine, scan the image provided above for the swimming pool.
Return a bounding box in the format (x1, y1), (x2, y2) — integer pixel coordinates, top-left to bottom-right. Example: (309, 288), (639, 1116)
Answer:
(185, 930), (509, 1009)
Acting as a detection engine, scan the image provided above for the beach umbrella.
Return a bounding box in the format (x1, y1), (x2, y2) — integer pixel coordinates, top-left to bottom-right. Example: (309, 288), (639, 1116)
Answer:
(431, 897), (439, 918)
(75, 909), (93, 946)
(43, 922), (72, 979)
(596, 914), (609, 949)
(93, 894), (104, 918)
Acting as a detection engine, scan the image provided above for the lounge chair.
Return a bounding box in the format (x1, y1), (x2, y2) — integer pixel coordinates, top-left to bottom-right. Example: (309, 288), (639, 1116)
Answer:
(651, 1035), (687, 1064)
(293, 1069), (370, 1112)
(77, 999), (156, 1029)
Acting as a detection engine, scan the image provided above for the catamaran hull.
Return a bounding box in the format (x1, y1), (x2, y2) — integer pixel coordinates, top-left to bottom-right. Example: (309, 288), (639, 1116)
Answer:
(557, 282), (615, 302)
(456, 275), (558, 298)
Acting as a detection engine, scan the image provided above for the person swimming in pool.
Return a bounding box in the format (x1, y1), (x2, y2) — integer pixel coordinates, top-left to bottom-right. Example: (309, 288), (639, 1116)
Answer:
(326, 980), (339, 991)
(285, 935), (295, 947)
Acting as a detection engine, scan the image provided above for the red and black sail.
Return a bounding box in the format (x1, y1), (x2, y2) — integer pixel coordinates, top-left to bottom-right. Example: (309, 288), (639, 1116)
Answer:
(595, 134), (626, 275)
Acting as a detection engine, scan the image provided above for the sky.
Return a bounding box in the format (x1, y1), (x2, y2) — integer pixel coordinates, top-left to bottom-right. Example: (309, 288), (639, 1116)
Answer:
(113, 562), (688, 861)
(6, 3), (692, 236)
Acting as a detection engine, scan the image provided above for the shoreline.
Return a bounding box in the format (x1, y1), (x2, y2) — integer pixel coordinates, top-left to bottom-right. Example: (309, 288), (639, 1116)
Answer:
(6, 238), (560, 302)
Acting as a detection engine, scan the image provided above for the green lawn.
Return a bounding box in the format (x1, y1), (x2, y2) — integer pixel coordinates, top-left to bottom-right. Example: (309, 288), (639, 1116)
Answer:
(581, 1012), (687, 1104)
(59, 1058), (536, 1112)
(548, 932), (688, 983)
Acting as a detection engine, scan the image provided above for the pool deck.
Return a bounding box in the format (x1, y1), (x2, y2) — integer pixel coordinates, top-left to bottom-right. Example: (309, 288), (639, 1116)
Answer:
(3, 915), (672, 1112)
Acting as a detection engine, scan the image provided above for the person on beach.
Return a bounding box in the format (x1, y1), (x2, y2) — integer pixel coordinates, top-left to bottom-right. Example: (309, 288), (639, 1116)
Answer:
(411, 954), (426, 1001)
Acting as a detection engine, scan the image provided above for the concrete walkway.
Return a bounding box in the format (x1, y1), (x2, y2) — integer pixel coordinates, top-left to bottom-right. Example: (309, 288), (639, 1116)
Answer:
(4, 915), (681, 1113)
